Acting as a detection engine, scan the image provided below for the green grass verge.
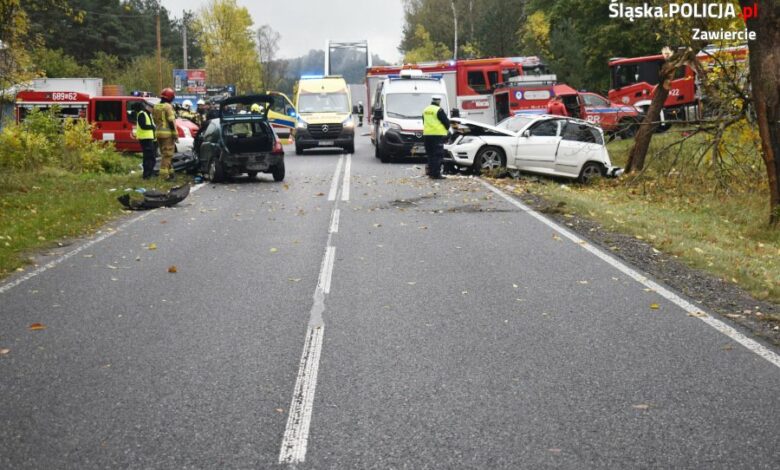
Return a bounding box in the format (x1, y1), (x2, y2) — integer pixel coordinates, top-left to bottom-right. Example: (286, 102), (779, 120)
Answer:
(497, 130), (779, 303)
(0, 156), (180, 278)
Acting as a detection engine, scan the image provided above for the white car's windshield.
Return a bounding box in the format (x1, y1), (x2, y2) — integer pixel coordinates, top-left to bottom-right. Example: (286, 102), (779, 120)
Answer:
(386, 93), (446, 119)
(497, 115), (534, 133)
(298, 93), (349, 113)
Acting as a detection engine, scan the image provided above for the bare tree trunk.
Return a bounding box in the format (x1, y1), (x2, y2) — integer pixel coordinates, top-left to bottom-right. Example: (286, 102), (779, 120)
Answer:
(741, 0), (780, 225)
(626, 48), (698, 173)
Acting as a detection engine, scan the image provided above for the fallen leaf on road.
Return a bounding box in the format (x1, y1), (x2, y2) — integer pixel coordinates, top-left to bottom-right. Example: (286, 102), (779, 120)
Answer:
(552, 234), (561, 241)
(270, 247), (278, 253)
(107, 264), (118, 270)
(725, 313), (743, 319)
(461, 290), (468, 295)
(722, 344), (734, 351)
(687, 311), (707, 318)
(512, 283), (519, 288)
(315, 192), (325, 196)
(168, 265), (178, 273)
(578, 280), (588, 285)
(83, 254), (94, 258)
(148, 243), (157, 250)
(547, 448), (562, 454)
(0, 348), (10, 356)
(29, 323), (46, 331)
(407, 282), (416, 285)
(160, 220), (167, 224)
(632, 404), (650, 410)
(283, 184), (290, 190)
(373, 223), (382, 228)
(288, 278), (302, 282)
(275, 408), (285, 414)
(650, 303), (660, 310)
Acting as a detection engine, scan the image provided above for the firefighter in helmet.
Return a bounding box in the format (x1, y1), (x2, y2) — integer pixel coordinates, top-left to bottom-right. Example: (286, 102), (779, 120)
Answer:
(250, 103), (264, 114)
(179, 99), (199, 125)
(153, 88), (178, 180)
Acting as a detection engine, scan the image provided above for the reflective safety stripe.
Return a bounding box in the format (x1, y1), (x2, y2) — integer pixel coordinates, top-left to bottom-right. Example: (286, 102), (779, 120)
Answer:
(423, 105), (447, 136)
(135, 111), (155, 140)
(153, 103), (175, 138)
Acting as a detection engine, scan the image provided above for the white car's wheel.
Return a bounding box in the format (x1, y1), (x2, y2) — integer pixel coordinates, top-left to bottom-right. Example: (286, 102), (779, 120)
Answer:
(473, 146), (506, 175)
(578, 162), (604, 184)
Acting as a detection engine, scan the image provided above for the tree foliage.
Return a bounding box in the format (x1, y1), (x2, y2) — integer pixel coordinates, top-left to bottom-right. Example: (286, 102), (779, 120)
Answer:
(195, 0), (261, 94)
(257, 24), (282, 90)
(403, 25), (452, 63)
(26, 1), (189, 64)
(0, 1), (72, 96)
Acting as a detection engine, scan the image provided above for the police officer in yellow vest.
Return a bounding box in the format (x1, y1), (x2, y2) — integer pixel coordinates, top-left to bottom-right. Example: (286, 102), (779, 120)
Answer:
(153, 88), (179, 180)
(134, 101), (156, 179)
(422, 96), (450, 180)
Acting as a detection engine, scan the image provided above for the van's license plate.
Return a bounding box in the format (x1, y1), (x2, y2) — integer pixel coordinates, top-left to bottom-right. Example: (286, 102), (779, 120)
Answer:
(318, 140), (334, 146)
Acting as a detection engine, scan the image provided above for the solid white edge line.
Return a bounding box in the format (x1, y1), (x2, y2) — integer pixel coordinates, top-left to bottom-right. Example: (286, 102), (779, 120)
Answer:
(481, 179), (780, 370)
(279, 325), (324, 464)
(329, 209), (340, 234)
(341, 154), (351, 201)
(327, 156), (344, 201)
(0, 183), (206, 295)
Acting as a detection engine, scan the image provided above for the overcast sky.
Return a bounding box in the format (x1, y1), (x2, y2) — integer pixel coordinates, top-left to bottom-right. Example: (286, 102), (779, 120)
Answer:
(160, 0), (405, 63)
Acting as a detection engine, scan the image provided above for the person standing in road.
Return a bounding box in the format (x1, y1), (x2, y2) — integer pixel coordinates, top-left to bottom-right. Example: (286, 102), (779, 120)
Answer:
(153, 88), (179, 180)
(357, 101), (364, 126)
(134, 101), (157, 179)
(422, 96), (450, 180)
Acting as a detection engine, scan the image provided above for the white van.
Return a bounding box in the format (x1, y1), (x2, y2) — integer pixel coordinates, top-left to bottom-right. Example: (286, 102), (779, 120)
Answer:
(370, 70), (450, 162)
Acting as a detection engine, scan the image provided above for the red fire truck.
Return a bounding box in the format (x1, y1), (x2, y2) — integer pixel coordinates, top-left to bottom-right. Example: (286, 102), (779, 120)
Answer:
(366, 57), (545, 125)
(494, 75), (640, 136)
(15, 90), (195, 153)
(607, 45), (748, 124)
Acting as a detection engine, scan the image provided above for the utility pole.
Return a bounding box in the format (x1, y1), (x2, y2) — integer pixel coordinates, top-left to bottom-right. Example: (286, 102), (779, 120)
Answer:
(156, 11), (162, 92)
(182, 10), (188, 70)
(451, 1), (458, 60)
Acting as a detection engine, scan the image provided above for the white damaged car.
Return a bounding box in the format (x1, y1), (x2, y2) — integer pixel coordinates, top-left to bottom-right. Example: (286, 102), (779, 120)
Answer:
(444, 114), (623, 183)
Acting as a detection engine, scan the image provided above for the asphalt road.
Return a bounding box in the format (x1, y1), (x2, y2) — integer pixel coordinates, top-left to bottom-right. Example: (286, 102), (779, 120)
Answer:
(1, 130), (779, 469)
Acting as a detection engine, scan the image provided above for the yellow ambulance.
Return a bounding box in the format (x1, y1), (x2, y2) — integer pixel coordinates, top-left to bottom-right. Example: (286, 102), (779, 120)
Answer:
(265, 91), (297, 140)
(293, 75), (355, 154)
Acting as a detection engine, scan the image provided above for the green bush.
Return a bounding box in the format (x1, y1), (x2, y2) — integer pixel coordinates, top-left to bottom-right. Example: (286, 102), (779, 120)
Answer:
(0, 108), (125, 174)
(0, 123), (55, 171)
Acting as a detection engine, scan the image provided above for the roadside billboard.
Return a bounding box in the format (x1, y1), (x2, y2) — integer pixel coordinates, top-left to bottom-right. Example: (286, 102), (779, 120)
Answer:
(173, 69), (207, 94)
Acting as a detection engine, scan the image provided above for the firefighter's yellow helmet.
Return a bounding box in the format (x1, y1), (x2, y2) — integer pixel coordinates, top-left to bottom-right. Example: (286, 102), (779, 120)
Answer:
(251, 103), (263, 113)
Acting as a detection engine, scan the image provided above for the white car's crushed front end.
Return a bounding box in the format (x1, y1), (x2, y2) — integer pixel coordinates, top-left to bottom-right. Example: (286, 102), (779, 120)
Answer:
(444, 135), (484, 168)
